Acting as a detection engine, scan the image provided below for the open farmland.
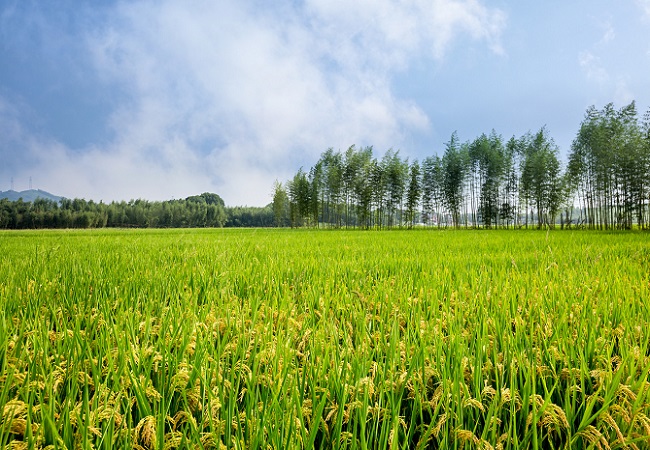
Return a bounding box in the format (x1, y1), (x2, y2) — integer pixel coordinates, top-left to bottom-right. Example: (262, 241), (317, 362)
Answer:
(1, 229), (650, 449)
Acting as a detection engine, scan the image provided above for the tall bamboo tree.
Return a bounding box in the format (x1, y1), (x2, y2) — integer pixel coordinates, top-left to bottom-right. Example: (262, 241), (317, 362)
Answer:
(442, 133), (467, 228)
(519, 128), (563, 228)
(405, 160), (421, 228)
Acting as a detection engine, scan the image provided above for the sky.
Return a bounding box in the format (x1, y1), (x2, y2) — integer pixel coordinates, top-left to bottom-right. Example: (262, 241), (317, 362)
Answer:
(1, 0), (649, 206)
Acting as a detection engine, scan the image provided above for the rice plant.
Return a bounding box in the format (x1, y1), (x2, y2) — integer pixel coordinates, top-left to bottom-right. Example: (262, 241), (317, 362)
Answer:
(1, 228), (649, 449)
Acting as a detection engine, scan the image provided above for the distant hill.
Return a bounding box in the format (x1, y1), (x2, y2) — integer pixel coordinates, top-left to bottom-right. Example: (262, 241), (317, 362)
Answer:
(0, 189), (62, 203)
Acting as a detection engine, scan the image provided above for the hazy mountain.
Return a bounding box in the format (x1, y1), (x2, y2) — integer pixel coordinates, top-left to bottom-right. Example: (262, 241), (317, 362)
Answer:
(0, 189), (62, 203)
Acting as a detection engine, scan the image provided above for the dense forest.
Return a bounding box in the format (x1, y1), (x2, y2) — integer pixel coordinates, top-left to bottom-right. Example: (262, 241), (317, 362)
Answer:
(0, 192), (274, 229)
(273, 102), (650, 229)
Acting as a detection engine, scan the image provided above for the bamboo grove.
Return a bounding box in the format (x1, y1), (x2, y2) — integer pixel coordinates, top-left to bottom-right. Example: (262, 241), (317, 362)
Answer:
(273, 102), (650, 230)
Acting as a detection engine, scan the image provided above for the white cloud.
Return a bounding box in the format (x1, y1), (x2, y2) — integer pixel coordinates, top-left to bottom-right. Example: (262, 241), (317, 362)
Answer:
(637, 0), (650, 19)
(304, 0), (506, 65)
(600, 21), (615, 43)
(579, 51), (609, 84)
(0, 100), (213, 200)
(577, 51), (636, 110)
(4, 0), (506, 205)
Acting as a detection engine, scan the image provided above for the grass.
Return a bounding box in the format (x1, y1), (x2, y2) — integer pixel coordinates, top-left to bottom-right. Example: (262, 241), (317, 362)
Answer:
(1, 228), (649, 449)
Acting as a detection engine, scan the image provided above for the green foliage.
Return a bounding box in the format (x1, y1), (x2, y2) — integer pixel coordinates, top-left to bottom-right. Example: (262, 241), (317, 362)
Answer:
(568, 102), (650, 229)
(518, 127), (564, 228)
(186, 192), (226, 207)
(272, 181), (290, 227)
(442, 133), (468, 228)
(405, 160), (421, 228)
(0, 193), (277, 229)
(287, 168), (312, 228)
(468, 131), (506, 228)
(421, 155), (444, 226)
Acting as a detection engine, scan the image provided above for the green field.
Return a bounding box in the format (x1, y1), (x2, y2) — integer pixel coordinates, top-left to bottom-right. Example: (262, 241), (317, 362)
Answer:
(1, 229), (650, 449)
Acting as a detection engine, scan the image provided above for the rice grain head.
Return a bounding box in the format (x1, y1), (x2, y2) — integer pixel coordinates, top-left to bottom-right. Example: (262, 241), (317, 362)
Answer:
(135, 415), (157, 450)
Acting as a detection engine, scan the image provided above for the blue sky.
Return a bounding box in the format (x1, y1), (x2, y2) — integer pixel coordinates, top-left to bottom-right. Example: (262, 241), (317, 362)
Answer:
(1, 0), (649, 206)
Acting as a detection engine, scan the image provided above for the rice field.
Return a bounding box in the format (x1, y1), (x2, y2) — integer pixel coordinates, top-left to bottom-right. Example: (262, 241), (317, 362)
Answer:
(1, 228), (650, 449)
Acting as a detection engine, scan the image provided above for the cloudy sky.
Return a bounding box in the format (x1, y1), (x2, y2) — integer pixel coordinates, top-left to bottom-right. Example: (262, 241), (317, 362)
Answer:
(1, 0), (649, 206)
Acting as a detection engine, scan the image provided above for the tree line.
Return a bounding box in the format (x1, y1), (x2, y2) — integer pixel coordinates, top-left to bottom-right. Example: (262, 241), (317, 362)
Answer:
(0, 193), (274, 229)
(273, 102), (650, 230)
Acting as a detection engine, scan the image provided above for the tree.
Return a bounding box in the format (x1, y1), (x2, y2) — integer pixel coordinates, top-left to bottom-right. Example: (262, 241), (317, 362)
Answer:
(370, 158), (388, 228)
(309, 163), (323, 227)
(500, 137), (520, 228)
(287, 168), (312, 227)
(519, 128), (564, 228)
(352, 146), (375, 229)
(342, 146), (360, 227)
(468, 132), (505, 228)
(321, 149), (343, 227)
(568, 102), (649, 229)
(421, 156), (444, 226)
(442, 133), (467, 228)
(405, 160), (421, 228)
(383, 150), (408, 228)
